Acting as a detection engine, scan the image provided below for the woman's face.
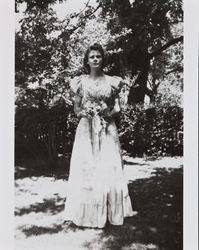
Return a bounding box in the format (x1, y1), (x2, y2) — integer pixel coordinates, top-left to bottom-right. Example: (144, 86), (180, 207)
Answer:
(87, 50), (103, 71)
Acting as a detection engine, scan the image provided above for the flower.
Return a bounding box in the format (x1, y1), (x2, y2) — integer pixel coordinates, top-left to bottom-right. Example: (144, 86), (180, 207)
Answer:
(82, 97), (110, 129)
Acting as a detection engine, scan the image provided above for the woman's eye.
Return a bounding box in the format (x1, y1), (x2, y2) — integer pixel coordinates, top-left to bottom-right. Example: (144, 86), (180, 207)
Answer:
(89, 55), (101, 59)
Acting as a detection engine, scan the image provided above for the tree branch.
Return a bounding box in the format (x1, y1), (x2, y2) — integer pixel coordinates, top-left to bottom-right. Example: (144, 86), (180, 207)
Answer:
(69, 4), (101, 34)
(149, 36), (183, 59)
(166, 66), (183, 75)
(76, 0), (91, 17)
(58, 3), (101, 39)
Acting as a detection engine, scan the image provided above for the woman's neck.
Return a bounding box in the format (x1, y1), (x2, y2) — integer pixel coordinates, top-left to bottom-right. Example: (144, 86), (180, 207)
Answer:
(89, 69), (104, 79)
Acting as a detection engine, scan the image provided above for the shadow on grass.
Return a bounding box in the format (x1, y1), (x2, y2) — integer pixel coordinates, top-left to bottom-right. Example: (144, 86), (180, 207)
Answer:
(15, 154), (72, 180)
(20, 224), (65, 237)
(84, 167), (183, 250)
(15, 195), (65, 216)
(14, 155), (162, 180)
(20, 221), (84, 237)
(16, 167), (183, 250)
(123, 159), (149, 166)
(15, 164), (69, 180)
(16, 161), (148, 181)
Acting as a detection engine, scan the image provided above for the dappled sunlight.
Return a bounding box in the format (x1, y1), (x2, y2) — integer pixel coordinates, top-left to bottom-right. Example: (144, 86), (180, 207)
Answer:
(15, 165), (69, 180)
(15, 177), (67, 207)
(82, 167), (182, 250)
(15, 157), (183, 250)
(15, 196), (65, 216)
(123, 156), (183, 182)
(16, 226), (104, 250)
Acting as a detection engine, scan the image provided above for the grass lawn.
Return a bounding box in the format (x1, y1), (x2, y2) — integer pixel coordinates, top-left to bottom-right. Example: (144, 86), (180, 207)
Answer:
(15, 156), (183, 250)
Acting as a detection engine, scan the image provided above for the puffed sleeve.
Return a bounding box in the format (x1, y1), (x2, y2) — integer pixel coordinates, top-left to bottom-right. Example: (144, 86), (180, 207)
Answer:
(111, 76), (129, 109)
(111, 76), (125, 96)
(70, 75), (84, 98)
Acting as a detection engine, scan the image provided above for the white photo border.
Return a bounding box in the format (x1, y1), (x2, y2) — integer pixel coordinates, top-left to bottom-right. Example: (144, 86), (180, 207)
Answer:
(0, 0), (198, 249)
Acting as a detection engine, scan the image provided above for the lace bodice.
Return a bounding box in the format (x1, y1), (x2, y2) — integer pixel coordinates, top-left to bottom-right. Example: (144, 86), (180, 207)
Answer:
(70, 74), (125, 108)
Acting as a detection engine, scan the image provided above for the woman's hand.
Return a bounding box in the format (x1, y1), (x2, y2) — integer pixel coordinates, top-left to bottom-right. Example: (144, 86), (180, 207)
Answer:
(49, 95), (62, 107)
(77, 110), (92, 119)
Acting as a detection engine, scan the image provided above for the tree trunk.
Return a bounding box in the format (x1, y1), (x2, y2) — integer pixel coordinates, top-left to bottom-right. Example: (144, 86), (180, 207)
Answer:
(46, 120), (58, 169)
(128, 55), (150, 104)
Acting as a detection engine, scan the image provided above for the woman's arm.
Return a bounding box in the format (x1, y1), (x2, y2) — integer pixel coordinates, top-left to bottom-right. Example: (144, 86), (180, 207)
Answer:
(74, 95), (91, 118)
(74, 95), (83, 118)
(110, 97), (120, 116)
(103, 97), (121, 122)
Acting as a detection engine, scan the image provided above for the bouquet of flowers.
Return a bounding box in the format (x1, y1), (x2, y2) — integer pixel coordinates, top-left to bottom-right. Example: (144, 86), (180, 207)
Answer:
(81, 96), (111, 129)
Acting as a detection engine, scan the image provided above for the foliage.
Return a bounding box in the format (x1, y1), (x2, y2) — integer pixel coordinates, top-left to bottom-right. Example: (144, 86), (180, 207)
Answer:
(16, 99), (183, 169)
(15, 4), (102, 107)
(15, 0), (184, 105)
(15, 4), (101, 167)
(96, 0), (183, 103)
(15, 102), (78, 168)
(15, 7), (67, 107)
(15, 0), (66, 12)
(119, 102), (183, 157)
(15, 1), (183, 168)
(148, 33), (183, 97)
(155, 79), (183, 107)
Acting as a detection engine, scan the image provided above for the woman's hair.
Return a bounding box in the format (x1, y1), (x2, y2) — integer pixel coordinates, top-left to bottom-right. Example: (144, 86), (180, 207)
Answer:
(83, 43), (105, 73)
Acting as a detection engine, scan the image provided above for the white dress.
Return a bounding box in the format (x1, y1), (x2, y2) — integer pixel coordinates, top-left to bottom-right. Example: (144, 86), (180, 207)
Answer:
(64, 74), (134, 228)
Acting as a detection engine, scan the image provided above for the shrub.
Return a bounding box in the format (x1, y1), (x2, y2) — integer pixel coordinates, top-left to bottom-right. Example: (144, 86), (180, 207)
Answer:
(15, 102), (78, 170)
(118, 103), (183, 157)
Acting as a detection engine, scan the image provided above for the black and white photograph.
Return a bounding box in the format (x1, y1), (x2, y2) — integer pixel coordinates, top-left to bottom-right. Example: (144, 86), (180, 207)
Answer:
(0, 0), (198, 249)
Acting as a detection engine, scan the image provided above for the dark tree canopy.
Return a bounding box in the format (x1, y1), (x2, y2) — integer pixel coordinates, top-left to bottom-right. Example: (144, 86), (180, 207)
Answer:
(15, 0), (183, 104)
(15, 0), (183, 167)
(15, 0), (66, 12)
(96, 0), (183, 103)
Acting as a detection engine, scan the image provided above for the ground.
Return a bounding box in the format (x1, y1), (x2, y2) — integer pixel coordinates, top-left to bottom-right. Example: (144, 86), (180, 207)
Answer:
(15, 156), (183, 250)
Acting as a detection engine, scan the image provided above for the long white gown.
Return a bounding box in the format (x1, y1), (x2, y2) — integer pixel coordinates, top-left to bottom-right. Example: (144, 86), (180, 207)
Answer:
(64, 74), (134, 228)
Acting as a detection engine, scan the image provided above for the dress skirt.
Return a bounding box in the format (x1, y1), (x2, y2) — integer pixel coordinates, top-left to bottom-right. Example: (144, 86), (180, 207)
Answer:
(64, 116), (134, 228)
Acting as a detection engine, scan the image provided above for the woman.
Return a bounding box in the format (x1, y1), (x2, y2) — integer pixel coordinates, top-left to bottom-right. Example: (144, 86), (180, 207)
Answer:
(64, 43), (135, 228)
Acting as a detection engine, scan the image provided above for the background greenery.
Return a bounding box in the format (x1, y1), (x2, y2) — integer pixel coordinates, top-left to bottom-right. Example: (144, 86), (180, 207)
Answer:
(15, 0), (183, 171)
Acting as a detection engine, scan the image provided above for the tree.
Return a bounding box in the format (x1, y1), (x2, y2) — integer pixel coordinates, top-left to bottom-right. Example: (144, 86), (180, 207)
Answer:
(15, 2), (101, 168)
(15, 0), (184, 167)
(15, 0), (66, 12)
(96, 0), (183, 104)
(15, 6), (73, 168)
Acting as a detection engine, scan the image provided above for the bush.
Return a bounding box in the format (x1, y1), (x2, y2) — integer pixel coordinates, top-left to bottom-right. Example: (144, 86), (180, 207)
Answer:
(118, 103), (183, 157)
(15, 98), (183, 171)
(15, 102), (79, 170)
